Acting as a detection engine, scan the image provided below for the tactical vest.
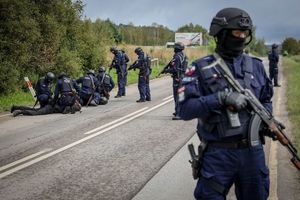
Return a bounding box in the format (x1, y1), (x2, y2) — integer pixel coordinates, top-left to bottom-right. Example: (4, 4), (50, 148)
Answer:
(199, 55), (255, 139)
(60, 77), (73, 93)
(82, 75), (93, 89)
(37, 78), (51, 96)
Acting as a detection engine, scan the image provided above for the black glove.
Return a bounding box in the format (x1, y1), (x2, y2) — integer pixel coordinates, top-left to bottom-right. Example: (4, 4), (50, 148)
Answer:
(218, 91), (248, 111)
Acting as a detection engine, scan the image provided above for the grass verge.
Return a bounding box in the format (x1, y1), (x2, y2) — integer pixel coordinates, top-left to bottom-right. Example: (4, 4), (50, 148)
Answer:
(283, 55), (300, 150)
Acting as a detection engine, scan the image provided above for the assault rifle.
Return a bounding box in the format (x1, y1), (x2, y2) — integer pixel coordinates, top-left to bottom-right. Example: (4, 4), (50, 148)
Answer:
(156, 61), (172, 78)
(212, 53), (300, 170)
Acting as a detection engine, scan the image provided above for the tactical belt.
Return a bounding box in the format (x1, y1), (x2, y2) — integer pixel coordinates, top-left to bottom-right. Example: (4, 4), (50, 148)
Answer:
(209, 139), (249, 149)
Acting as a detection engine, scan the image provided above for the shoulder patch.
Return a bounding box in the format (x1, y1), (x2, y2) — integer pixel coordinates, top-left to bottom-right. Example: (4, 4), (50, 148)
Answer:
(185, 65), (196, 75)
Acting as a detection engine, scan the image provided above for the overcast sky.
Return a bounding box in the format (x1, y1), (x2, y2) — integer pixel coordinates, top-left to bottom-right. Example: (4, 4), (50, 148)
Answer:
(82, 0), (300, 44)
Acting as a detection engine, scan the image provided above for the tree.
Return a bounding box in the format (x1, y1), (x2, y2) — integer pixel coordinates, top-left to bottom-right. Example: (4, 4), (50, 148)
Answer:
(282, 37), (300, 55)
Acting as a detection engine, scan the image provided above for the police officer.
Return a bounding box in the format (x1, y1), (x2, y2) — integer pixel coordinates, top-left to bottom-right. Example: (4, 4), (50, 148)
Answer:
(109, 47), (127, 98)
(268, 43), (280, 87)
(11, 72), (55, 113)
(53, 72), (81, 114)
(179, 8), (273, 200)
(129, 47), (151, 102)
(76, 69), (99, 106)
(97, 66), (115, 100)
(35, 72), (55, 107)
(162, 42), (187, 120)
(121, 49), (130, 87)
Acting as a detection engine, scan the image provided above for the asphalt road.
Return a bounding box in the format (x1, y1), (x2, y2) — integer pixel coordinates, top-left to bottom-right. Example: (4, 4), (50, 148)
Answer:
(1, 58), (299, 200)
(0, 76), (197, 200)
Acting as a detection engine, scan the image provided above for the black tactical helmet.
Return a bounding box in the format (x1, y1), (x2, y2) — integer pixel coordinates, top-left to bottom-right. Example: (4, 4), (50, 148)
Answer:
(46, 72), (55, 81)
(209, 8), (253, 37)
(272, 43), (278, 49)
(110, 47), (117, 53)
(134, 47), (143, 54)
(174, 42), (185, 51)
(99, 66), (106, 72)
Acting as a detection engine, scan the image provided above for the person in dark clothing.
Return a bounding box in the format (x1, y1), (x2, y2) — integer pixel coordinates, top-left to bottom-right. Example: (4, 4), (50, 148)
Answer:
(109, 47), (127, 98)
(161, 42), (187, 120)
(179, 8), (273, 200)
(268, 43), (280, 87)
(129, 47), (151, 102)
(35, 72), (55, 107)
(53, 72), (81, 113)
(97, 66), (115, 100)
(121, 49), (130, 88)
(76, 69), (99, 106)
(11, 101), (82, 117)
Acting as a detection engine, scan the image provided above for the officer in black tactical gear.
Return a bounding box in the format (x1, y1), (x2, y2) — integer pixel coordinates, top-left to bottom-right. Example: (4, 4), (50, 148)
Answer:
(11, 72), (55, 114)
(268, 43), (280, 87)
(53, 72), (81, 113)
(179, 8), (273, 200)
(97, 65), (115, 100)
(76, 69), (100, 106)
(160, 42), (187, 120)
(129, 47), (151, 102)
(35, 72), (55, 107)
(109, 47), (127, 98)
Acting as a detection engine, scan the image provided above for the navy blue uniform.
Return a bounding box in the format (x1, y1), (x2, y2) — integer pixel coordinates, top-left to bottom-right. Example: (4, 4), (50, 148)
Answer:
(179, 54), (273, 200)
(268, 49), (279, 86)
(76, 72), (99, 105)
(130, 51), (151, 101)
(35, 78), (52, 107)
(164, 51), (186, 116)
(122, 51), (130, 87)
(111, 50), (127, 96)
(97, 71), (115, 99)
(53, 75), (78, 111)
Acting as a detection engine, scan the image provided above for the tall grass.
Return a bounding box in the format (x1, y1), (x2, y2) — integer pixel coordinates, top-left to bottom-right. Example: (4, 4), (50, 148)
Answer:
(0, 91), (35, 112)
(283, 55), (300, 149)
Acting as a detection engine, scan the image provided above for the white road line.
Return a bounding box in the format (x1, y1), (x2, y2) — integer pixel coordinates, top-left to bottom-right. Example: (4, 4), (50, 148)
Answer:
(0, 149), (52, 172)
(163, 95), (173, 101)
(0, 113), (11, 118)
(0, 99), (173, 179)
(84, 107), (149, 135)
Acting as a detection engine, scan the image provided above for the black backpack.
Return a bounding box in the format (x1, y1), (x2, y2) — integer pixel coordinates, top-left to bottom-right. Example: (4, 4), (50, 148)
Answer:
(144, 55), (152, 73)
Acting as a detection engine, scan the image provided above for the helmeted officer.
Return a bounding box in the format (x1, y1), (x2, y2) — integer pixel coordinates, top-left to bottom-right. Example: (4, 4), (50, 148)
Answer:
(53, 72), (81, 113)
(35, 72), (55, 107)
(179, 8), (273, 200)
(129, 47), (151, 102)
(109, 47), (127, 98)
(268, 43), (280, 87)
(76, 69), (99, 106)
(97, 65), (115, 100)
(162, 42), (187, 120)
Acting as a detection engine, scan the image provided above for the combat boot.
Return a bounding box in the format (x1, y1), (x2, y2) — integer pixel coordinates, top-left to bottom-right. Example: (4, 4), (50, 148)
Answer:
(172, 115), (182, 120)
(12, 110), (22, 117)
(136, 99), (145, 103)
